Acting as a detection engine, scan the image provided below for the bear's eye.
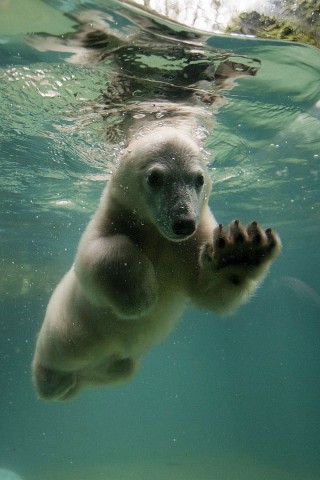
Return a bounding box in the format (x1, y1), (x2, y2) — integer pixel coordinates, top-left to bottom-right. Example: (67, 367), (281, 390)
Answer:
(146, 169), (164, 188)
(195, 173), (204, 189)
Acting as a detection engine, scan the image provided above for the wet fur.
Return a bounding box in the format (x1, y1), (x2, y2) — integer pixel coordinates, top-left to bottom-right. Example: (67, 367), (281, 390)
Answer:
(32, 128), (281, 401)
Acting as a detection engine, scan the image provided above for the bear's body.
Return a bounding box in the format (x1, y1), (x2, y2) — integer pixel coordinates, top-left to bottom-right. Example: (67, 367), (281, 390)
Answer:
(32, 127), (281, 401)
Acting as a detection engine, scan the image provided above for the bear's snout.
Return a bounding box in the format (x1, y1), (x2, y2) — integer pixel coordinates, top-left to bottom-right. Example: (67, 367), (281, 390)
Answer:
(172, 216), (196, 237)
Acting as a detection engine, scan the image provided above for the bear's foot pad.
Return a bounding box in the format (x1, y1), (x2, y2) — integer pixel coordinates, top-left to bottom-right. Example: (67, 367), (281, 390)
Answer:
(106, 357), (136, 382)
(33, 364), (77, 401)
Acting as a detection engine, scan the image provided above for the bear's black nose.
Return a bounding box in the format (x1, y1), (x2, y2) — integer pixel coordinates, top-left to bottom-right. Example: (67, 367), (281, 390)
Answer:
(172, 218), (196, 236)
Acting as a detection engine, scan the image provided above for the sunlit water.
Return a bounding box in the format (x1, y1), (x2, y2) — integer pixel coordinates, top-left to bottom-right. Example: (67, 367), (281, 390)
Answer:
(1, 1), (320, 479)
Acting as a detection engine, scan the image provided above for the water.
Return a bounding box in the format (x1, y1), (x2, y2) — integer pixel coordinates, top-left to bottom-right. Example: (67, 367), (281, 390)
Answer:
(1, 1), (320, 479)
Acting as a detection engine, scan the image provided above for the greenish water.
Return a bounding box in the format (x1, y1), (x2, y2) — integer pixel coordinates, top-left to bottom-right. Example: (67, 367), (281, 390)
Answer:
(0, 1), (320, 479)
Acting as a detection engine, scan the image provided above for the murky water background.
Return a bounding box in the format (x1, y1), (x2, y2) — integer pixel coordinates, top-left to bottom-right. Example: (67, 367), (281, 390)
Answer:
(0, 1), (320, 479)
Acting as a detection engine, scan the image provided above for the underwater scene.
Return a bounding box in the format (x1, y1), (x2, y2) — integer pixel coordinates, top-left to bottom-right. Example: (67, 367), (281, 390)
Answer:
(0, 0), (320, 479)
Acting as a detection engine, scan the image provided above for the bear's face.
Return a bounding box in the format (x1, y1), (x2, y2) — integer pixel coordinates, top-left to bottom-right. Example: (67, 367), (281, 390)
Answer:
(143, 158), (209, 241)
(114, 129), (212, 242)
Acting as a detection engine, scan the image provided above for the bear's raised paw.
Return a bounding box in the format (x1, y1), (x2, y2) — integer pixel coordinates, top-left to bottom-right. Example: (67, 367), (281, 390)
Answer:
(200, 220), (281, 275)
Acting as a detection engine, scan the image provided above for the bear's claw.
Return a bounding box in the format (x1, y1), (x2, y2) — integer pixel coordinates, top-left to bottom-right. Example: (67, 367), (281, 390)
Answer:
(201, 220), (281, 270)
(214, 224), (229, 249)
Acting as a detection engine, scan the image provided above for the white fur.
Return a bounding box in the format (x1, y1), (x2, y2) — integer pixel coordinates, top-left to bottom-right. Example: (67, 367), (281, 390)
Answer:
(32, 127), (281, 401)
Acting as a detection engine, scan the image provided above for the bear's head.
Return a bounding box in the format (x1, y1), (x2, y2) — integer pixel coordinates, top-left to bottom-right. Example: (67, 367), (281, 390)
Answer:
(111, 127), (212, 242)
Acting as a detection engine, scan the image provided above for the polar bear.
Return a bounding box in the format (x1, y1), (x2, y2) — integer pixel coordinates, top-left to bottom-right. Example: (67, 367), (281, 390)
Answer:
(32, 127), (281, 401)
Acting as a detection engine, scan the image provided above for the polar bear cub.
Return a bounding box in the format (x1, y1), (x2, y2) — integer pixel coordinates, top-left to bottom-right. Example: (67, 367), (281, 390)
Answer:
(32, 127), (281, 400)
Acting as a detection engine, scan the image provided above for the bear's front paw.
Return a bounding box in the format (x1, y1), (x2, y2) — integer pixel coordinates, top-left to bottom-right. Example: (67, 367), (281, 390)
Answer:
(201, 220), (281, 277)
